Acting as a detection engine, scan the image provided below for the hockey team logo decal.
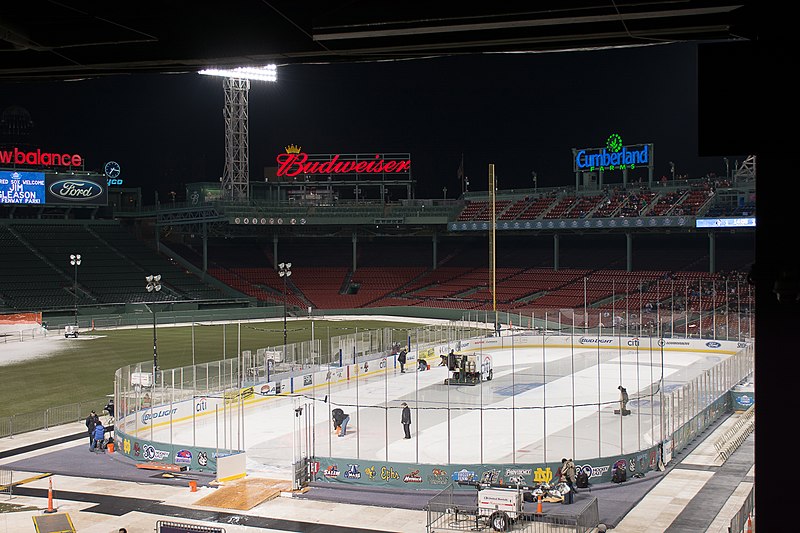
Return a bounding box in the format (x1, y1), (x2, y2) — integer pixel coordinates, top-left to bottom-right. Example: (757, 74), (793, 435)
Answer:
(142, 444), (170, 461)
(344, 464), (362, 479)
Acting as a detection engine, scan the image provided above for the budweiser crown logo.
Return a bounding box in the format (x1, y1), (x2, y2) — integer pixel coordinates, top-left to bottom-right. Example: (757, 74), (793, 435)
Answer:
(285, 144), (302, 154)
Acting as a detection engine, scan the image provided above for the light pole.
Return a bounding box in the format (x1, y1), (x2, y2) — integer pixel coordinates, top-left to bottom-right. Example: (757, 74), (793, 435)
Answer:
(278, 262), (292, 347)
(69, 254), (81, 327)
(146, 274), (162, 382)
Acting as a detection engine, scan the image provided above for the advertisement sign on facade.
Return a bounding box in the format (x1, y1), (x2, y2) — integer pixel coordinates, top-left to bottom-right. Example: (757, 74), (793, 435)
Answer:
(45, 174), (108, 206)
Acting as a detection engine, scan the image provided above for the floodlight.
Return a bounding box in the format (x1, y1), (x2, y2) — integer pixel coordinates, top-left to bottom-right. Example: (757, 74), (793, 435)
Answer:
(199, 65), (277, 82)
(146, 274), (162, 293)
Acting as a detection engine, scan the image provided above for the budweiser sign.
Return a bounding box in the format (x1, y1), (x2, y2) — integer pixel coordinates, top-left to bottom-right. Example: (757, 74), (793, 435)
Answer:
(275, 151), (411, 178)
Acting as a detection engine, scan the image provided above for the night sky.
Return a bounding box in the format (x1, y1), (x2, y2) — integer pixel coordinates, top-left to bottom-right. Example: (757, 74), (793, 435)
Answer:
(0, 42), (747, 202)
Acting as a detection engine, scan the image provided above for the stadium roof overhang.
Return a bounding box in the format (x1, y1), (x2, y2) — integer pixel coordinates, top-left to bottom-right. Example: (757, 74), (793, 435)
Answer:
(0, 1), (757, 82)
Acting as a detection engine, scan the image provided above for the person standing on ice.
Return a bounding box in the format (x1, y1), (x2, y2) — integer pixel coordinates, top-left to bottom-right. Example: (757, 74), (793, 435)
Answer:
(618, 385), (630, 415)
(401, 402), (412, 439)
(398, 347), (407, 373)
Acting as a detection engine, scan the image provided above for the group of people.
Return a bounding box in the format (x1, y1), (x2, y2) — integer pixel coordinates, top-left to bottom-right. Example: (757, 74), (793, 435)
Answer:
(396, 346), (431, 373)
(85, 398), (115, 452)
(85, 411), (107, 452)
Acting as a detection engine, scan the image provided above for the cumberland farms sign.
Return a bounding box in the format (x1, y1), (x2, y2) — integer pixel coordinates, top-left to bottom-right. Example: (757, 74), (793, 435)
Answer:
(276, 145), (411, 178)
(572, 134), (653, 173)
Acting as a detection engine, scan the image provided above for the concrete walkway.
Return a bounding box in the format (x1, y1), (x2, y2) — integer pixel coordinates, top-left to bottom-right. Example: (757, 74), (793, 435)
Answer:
(0, 414), (754, 533)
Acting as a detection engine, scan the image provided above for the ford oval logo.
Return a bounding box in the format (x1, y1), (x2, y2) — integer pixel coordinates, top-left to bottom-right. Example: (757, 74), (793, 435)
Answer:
(706, 341), (722, 348)
(49, 179), (103, 201)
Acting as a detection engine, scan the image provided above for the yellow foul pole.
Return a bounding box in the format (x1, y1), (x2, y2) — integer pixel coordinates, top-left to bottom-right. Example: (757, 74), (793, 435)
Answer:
(489, 164), (496, 332)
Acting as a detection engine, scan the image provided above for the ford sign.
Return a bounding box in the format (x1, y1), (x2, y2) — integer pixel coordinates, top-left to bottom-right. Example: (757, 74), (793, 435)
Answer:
(48, 179), (103, 201)
(705, 341), (722, 348)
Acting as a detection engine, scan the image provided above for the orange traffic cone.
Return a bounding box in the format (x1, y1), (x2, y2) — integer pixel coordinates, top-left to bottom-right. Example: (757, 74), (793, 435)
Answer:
(536, 494), (543, 514)
(746, 515), (753, 533)
(44, 477), (56, 513)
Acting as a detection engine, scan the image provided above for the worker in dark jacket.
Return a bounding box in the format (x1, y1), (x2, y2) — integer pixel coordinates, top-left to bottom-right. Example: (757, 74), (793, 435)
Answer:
(332, 407), (350, 437)
(401, 402), (412, 439)
(104, 398), (115, 418)
(398, 348), (407, 373)
(85, 411), (97, 449)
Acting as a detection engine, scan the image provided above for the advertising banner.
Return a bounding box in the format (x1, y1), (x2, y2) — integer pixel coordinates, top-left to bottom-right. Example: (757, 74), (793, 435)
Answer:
(313, 445), (661, 489)
(45, 174), (108, 206)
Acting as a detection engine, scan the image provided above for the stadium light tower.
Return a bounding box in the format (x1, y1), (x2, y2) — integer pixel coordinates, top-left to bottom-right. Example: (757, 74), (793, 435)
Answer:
(278, 262), (292, 347)
(69, 254), (81, 326)
(146, 274), (162, 382)
(199, 65), (277, 202)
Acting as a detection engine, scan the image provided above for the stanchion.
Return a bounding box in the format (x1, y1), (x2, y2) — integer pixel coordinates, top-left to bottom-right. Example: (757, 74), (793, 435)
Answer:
(44, 477), (56, 513)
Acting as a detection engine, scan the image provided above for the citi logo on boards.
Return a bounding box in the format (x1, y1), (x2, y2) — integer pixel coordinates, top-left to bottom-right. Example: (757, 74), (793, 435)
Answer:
(49, 179), (103, 201)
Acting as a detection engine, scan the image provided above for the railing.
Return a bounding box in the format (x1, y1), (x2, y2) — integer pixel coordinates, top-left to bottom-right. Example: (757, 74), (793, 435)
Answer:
(0, 326), (49, 343)
(0, 468), (11, 498)
(729, 486), (755, 533)
(0, 398), (108, 439)
(714, 405), (755, 462)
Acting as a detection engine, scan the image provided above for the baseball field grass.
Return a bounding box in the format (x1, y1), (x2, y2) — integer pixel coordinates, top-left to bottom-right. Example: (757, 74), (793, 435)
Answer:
(0, 317), (426, 419)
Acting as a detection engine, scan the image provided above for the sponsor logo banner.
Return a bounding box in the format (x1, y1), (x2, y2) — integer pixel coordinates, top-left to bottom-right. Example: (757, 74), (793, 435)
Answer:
(45, 175), (108, 206)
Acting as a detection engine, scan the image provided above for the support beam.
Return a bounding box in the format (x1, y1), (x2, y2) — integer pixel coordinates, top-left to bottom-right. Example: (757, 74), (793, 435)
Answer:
(352, 232), (358, 272)
(708, 232), (716, 273)
(273, 235), (278, 270)
(553, 234), (560, 271)
(626, 233), (633, 272)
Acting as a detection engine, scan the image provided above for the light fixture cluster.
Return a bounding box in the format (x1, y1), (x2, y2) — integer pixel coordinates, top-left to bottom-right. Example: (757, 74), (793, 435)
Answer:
(199, 65), (277, 82)
(146, 274), (162, 292)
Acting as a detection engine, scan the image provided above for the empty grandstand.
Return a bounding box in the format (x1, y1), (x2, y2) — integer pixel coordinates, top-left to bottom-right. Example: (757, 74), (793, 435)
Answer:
(1, 158), (755, 333)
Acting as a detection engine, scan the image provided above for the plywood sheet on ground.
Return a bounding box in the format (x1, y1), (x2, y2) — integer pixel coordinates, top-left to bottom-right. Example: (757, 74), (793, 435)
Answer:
(194, 478), (292, 510)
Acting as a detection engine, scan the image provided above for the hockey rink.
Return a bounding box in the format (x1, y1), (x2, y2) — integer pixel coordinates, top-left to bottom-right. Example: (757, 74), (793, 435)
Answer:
(137, 338), (736, 479)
